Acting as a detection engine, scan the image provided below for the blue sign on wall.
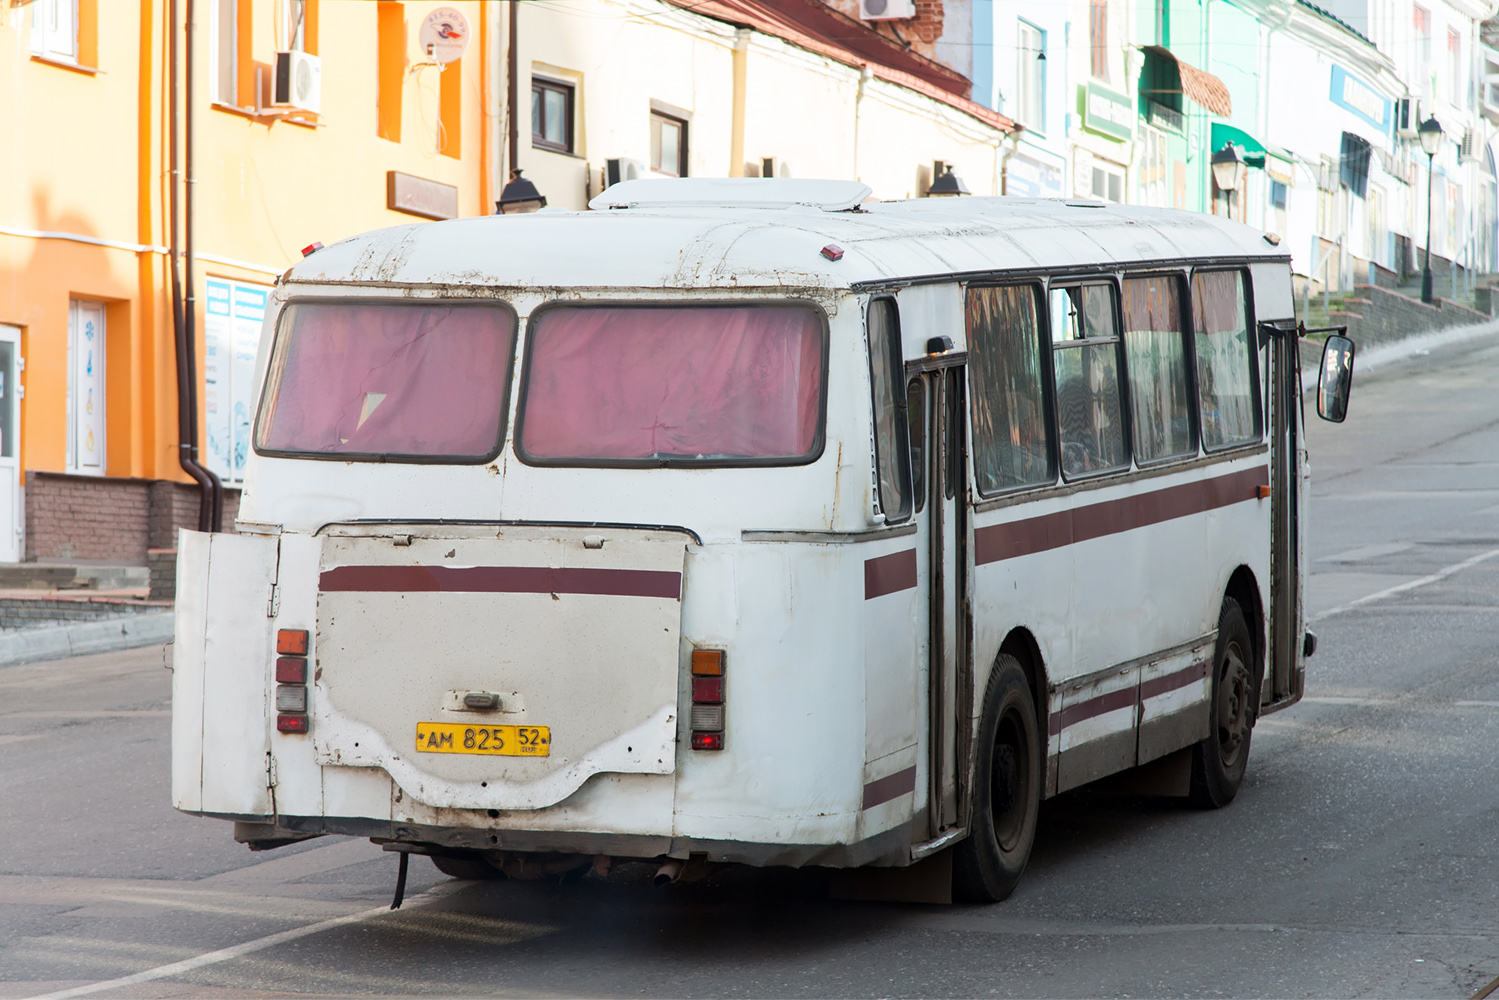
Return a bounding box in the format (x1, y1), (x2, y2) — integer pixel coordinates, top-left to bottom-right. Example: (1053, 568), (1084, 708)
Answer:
(1330, 65), (1392, 133)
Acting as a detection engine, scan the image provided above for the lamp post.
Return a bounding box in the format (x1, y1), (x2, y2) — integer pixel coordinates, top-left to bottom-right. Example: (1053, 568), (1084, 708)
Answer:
(496, 168), (546, 214)
(1418, 116), (1444, 304)
(926, 168), (970, 197)
(1210, 142), (1247, 219)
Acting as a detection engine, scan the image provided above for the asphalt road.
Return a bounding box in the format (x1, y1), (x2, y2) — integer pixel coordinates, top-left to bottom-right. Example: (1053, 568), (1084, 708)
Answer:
(4, 332), (1499, 999)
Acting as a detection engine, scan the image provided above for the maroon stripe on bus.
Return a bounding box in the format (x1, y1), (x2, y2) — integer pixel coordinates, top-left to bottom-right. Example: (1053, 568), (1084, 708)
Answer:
(976, 465), (1269, 566)
(864, 549), (918, 600)
(862, 764), (918, 810)
(1045, 660), (1213, 736)
(1139, 660), (1209, 702)
(319, 565), (682, 600)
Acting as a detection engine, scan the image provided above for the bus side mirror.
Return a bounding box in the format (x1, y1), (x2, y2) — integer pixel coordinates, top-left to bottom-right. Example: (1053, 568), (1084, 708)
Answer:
(1316, 334), (1355, 423)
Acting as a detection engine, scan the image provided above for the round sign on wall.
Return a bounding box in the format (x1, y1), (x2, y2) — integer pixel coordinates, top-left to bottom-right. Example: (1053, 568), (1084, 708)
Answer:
(419, 7), (472, 65)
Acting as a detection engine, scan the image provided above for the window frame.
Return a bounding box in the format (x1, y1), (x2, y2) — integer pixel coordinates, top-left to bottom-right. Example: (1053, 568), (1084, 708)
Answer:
(1187, 266), (1263, 454)
(532, 77), (575, 154)
(1046, 277), (1133, 482)
(31, 0), (79, 63)
(650, 111), (689, 177)
(1016, 21), (1046, 132)
(251, 297), (520, 466)
(1088, 0), (1109, 82)
(866, 297), (913, 524)
(965, 280), (1059, 499)
(1119, 270), (1200, 469)
(511, 299), (830, 470)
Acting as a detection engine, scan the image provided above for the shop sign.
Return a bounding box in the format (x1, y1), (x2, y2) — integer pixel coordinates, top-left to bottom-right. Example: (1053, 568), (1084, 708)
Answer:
(1330, 65), (1392, 133)
(1084, 82), (1134, 141)
(1006, 148), (1066, 198)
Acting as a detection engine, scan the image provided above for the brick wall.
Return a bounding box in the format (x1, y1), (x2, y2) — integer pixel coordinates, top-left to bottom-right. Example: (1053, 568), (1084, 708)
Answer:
(1328, 284), (1493, 350)
(25, 472), (239, 563)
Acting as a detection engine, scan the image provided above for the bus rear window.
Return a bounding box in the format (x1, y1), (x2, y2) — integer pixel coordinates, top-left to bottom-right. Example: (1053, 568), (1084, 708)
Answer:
(516, 305), (825, 465)
(255, 301), (516, 462)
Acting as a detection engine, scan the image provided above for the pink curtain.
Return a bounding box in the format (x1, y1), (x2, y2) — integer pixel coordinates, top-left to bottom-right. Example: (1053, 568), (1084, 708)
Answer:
(520, 306), (823, 461)
(258, 303), (514, 457)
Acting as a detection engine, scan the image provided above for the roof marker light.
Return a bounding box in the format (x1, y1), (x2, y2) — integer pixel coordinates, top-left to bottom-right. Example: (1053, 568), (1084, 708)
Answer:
(301, 241), (324, 257)
(820, 244), (844, 261)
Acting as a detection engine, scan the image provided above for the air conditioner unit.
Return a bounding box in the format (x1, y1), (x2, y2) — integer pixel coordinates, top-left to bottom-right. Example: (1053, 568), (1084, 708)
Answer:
(1461, 128), (1478, 160)
(859, 0), (916, 20)
(273, 50), (321, 114)
(1396, 97), (1417, 137)
(605, 157), (647, 187)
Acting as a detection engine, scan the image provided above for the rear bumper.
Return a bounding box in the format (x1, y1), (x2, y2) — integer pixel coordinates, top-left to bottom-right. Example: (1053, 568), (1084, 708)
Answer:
(205, 811), (911, 868)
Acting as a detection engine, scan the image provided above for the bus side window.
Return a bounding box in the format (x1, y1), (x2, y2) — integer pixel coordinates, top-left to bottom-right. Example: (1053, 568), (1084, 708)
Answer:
(1049, 284), (1128, 479)
(867, 299), (912, 523)
(1122, 275), (1195, 464)
(907, 376), (926, 513)
(1191, 270), (1260, 449)
(965, 284), (1054, 495)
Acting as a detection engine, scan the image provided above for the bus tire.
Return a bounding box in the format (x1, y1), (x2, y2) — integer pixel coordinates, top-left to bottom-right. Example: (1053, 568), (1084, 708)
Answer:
(1189, 598), (1255, 809)
(430, 852), (504, 880)
(952, 654), (1041, 903)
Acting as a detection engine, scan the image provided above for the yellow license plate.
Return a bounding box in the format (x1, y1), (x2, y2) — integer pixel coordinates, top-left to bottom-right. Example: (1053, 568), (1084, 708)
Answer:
(415, 722), (551, 757)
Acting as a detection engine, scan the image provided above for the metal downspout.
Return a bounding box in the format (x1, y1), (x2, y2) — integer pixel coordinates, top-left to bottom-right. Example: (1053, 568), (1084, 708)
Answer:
(854, 64), (873, 184)
(729, 28), (750, 176)
(175, 0), (222, 532)
(507, 0), (519, 175)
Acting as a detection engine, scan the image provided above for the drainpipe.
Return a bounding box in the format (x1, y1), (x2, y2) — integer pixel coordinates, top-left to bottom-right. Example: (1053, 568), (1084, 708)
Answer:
(170, 0), (220, 533)
(996, 125), (1024, 195)
(729, 28), (750, 176)
(507, 0), (519, 175)
(853, 64), (873, 183)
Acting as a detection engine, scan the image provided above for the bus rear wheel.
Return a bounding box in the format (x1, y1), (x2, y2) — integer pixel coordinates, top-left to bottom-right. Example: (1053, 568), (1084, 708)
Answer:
(1189, 597), (1255, 809)
(953, 654), (1041, 902)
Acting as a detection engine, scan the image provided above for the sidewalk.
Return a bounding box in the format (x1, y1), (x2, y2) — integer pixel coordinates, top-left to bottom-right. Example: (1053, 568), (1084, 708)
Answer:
(0, 609), (173, 667)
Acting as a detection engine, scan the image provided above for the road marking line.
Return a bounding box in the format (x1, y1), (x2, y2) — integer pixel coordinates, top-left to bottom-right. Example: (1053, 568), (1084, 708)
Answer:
(0, 733), (45, 746)
(21, 882), (458, 1000)
(1456, 700), (1499, 707)
(1311, 547), (1499, 622)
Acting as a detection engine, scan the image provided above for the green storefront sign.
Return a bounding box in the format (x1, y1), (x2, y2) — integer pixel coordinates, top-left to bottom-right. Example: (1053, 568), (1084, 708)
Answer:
(1084, 82), (1133, 141)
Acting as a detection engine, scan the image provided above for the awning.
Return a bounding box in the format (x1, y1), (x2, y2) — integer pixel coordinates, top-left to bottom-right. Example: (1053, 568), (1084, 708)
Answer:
(1141, 46), (1232, 118)
(1210, 122), (1295, 184)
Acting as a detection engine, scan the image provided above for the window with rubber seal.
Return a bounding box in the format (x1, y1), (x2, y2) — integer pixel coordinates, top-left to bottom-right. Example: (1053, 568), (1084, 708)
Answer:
(1192, 270), (1259, 450)
(255, 301), (516, 462)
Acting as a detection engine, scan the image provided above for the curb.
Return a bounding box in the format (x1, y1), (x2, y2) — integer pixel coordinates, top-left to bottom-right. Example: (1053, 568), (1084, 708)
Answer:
(0, 610), (174, 667)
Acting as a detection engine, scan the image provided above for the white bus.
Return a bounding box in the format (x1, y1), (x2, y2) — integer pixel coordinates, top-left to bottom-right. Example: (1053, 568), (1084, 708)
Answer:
(172, 179), (1353, 901)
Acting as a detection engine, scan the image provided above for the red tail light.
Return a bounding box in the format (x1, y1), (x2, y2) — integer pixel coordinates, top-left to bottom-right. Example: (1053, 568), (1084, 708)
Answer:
(275, 630), (310, 734)
(277, 714), (309, 733)
(690, 649), (724, 751)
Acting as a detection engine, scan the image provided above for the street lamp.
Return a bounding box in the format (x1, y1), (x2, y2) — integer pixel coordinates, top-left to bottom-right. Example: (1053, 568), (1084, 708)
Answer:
(1210, 142), (1247, 217)
(496, 168), (546, 214)
(1418, 116), (1444, 304)
(926, 168), (970, 197)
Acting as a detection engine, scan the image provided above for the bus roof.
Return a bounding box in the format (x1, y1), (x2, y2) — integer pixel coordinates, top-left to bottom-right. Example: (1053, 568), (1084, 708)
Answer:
(287, 185), (1289, 294)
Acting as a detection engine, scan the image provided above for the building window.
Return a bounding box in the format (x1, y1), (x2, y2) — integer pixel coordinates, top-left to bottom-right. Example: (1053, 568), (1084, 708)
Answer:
(1092, 163), (1124, 203)
(1016, 22), (1046, 130)
(31, 0), (78, 62)
(212, 0), (239, 105)
(204, 280), (270, 485)
(67, 300), (106, 476)
(281, 0), (308, 51)
(1414, 6), (1430, 72)
(651, 111), (688, 176)
(1089, 0), (1109, 82)
(1448, 28), (1461, 106)
(1139, 126), (1167, 207)
(532, 79), (574, 153)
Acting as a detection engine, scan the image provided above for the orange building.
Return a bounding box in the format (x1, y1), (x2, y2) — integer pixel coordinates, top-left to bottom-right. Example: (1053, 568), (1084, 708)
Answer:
(0, 0), (493, 567)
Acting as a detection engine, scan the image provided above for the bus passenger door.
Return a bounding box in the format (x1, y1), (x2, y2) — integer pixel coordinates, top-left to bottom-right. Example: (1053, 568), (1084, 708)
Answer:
(909, 364), (969, 840)
(1265, 321), (1304, 707)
